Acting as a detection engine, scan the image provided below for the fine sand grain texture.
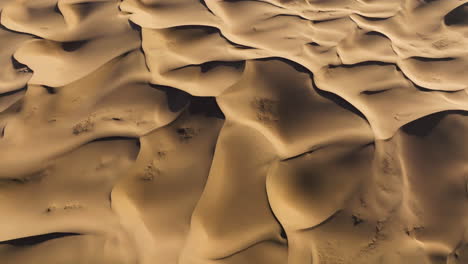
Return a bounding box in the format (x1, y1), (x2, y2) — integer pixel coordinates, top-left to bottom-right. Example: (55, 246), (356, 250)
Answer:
(0, 0), (468, 263)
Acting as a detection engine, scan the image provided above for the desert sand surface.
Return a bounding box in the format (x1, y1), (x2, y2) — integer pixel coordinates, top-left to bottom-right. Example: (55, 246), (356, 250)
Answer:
(0, 0), (468, 263)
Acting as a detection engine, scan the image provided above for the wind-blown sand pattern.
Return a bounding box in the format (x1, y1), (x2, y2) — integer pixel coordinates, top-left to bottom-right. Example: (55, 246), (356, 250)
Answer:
(0, 0), (467, 263)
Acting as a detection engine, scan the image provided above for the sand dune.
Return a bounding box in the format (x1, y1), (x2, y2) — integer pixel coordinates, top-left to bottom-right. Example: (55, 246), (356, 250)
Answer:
(0, 0), (467, 263)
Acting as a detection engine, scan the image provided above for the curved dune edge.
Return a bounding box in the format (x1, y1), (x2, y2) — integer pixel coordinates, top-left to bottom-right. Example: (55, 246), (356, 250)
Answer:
(1, 0), (468, 263)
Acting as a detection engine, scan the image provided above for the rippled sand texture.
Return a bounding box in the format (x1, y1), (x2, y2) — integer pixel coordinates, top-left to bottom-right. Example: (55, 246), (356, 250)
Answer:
(0, 0), (468, 263)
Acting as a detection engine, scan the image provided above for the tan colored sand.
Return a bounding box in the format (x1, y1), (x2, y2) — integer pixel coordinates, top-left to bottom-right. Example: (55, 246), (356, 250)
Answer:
(0, 0), (468, 263)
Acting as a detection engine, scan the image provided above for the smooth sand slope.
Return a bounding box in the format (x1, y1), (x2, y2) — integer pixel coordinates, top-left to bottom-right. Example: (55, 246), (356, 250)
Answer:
(0, 0), (468, 263)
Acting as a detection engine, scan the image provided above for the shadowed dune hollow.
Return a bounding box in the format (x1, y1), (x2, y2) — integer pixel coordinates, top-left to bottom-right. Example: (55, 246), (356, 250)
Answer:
(0, 0), (468, 263)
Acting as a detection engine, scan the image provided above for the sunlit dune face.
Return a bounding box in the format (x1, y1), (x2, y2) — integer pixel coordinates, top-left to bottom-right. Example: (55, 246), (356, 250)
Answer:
(1, 0), (468, 263)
